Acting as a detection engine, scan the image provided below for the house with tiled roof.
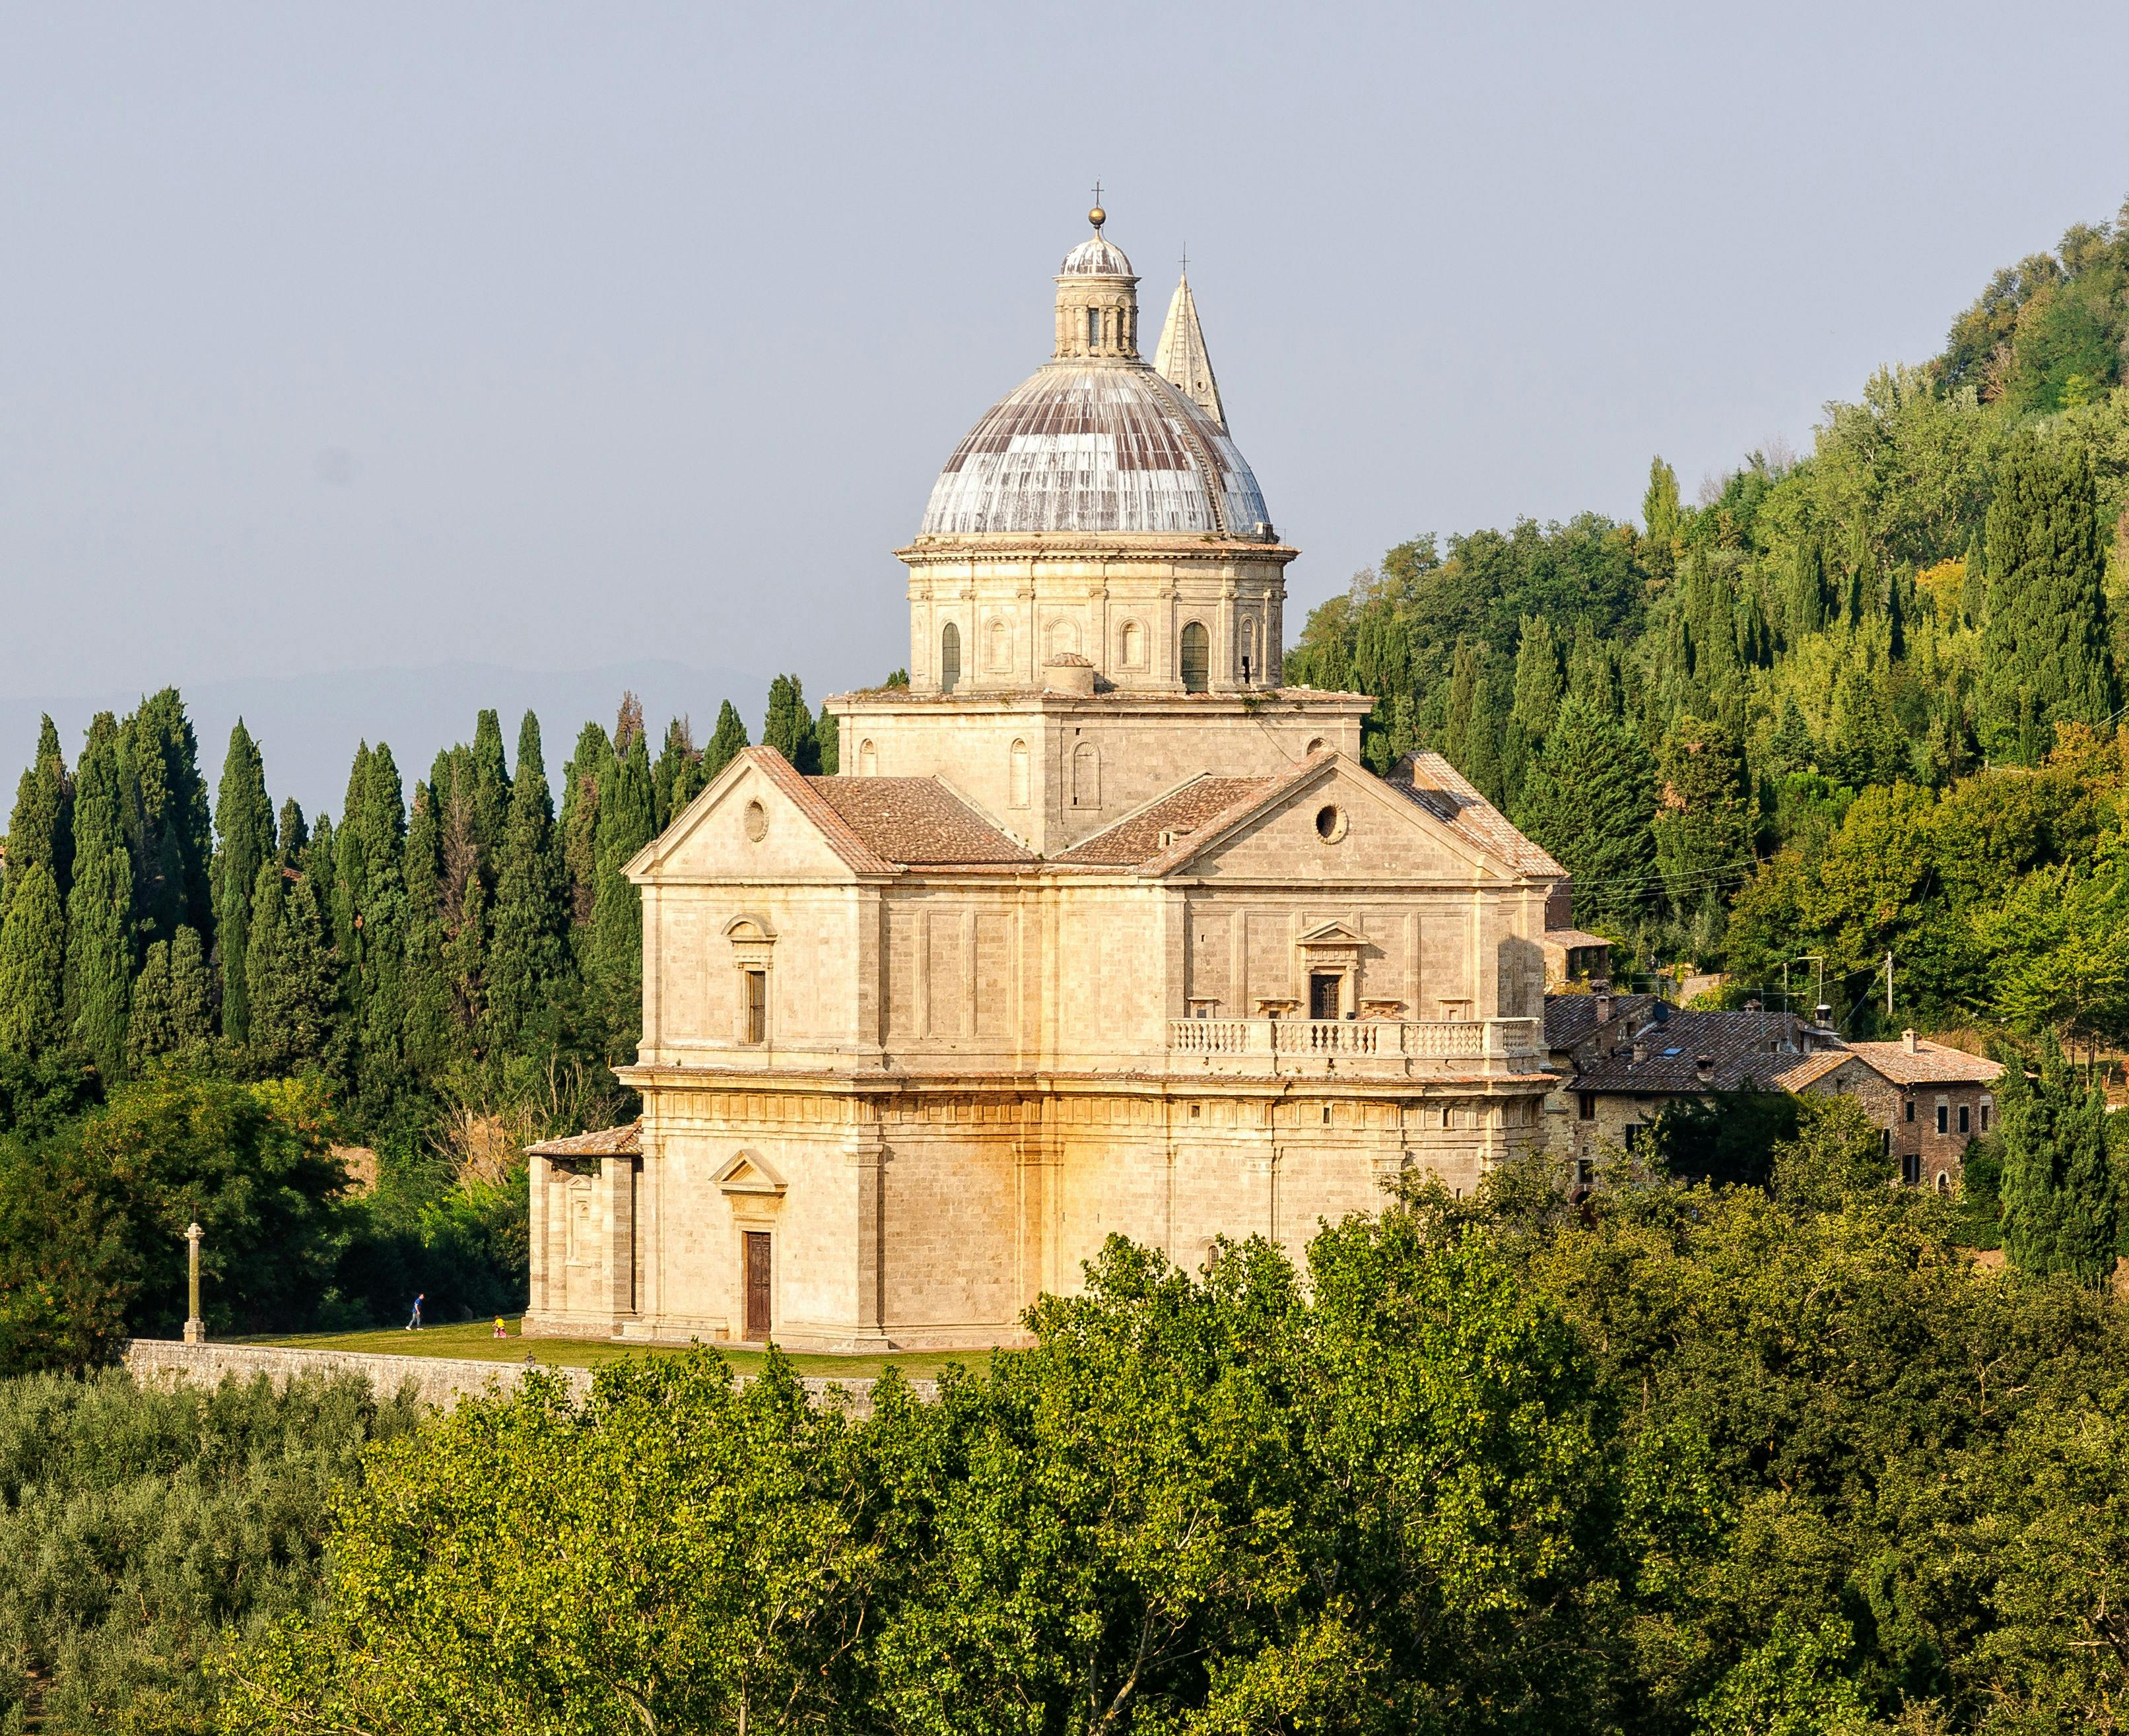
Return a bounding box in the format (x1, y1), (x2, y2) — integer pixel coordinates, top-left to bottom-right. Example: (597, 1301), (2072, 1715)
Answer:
(524, 209), (1567, 1351)
(1772, 1032), (2002, 1189)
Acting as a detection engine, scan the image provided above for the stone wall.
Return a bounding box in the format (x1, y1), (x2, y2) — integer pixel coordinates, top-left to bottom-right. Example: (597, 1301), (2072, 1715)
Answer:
(121, 1339), (933, 1417)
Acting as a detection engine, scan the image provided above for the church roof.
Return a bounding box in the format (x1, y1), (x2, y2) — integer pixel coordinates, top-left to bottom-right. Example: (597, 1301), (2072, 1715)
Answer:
(1061, 233), (1133, 277)
(1056, 774), (1277, 866)
(805, 776), (1035, 867)
(1389, 753), (1565, 878)
(527, 1119), (642, 1159)
(919, 364), (1268, 538)
(1153, 273), (1225, 428)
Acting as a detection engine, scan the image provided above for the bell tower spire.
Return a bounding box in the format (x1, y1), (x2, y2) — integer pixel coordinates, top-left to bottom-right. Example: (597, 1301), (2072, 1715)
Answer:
(1154, 259), (1226, 429)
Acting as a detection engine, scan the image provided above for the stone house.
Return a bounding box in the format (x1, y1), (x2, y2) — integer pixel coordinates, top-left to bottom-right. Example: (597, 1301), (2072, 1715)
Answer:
(1776, 1033), (2002, 1190)
(525, 209), (1569, 1352)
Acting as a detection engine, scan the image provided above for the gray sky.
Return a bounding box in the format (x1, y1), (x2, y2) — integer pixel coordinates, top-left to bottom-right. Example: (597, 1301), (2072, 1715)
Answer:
(4, 2), (2128, 807)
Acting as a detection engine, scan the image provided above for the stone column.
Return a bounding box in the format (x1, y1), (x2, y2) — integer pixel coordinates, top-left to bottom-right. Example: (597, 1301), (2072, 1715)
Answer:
(183, 1222), (204, 1344)
(599, 1156), (636, 1327)
(527, 1154), (551, 1318)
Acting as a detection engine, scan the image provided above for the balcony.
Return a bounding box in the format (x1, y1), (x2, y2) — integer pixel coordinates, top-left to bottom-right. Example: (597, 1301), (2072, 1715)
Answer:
(1166, 1016), (1542, 1080)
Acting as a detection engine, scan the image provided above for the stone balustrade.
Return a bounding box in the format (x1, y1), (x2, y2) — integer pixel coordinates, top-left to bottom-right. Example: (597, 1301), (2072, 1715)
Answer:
(1166, 1016), (1541, 1078)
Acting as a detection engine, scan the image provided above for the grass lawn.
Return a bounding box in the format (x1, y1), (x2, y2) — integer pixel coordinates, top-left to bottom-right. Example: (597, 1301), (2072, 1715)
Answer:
(242, 1317), (992, 1384)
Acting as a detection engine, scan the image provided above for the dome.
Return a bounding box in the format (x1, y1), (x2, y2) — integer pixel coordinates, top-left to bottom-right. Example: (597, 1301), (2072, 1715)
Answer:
(1060, 233), (1133, 277)
(919, 363), (1271, 538)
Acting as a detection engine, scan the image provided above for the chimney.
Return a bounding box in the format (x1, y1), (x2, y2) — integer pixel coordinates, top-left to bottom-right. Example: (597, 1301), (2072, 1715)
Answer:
(1903, 1028), (1918, 1054)
(1815, 1003), (1833, 1028)
(1695, 1053), (1714, 1083)
(1594, 992), (1614, 1023)
(1631, 1040), (1648, 1064)
(1744, 998), (1762, 1012)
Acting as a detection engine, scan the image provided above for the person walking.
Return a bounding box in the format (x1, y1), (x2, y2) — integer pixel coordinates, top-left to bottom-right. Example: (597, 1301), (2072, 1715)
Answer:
(405, 1292), (424, 1331)
(492, 1316), (508, 1339)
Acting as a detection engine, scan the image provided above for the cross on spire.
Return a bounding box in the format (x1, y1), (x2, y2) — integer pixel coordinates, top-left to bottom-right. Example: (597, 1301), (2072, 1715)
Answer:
(1180, 242), (1189, 277)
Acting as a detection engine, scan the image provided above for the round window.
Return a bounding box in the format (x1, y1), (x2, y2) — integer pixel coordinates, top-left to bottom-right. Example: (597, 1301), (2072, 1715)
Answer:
(1315, 805), (1347, 843)
(744, 800), (769, 842)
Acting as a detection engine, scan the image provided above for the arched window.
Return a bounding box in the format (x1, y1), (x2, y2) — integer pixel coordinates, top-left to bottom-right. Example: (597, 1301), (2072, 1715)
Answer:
(1046, 617), (1078, 659)
(940, 622), (961, 694)
(858, 739), (877, 777)
(1119, 620), (1143, 666)
(1180, 621), (1210, 692)
(988, 618), (1011, 671)
(1239, 617), (1259, 685)
(1009, 739), (1030, 808)
(1071, 741), (1099, 808)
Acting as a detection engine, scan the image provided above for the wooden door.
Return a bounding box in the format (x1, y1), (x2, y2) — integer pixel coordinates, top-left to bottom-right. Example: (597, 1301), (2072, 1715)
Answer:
(1309, 972), (1341, 1021)
(743, 1232), (772, 1340)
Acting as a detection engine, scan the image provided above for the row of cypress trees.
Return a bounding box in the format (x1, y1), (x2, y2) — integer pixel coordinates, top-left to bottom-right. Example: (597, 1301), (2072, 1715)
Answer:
(0, 677), (836, 1135)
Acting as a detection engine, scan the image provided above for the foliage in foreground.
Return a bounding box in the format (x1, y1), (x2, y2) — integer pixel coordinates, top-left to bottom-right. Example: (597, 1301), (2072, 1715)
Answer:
(0, 1368), (417, 1735)
(207, 1102), (2129, 1734)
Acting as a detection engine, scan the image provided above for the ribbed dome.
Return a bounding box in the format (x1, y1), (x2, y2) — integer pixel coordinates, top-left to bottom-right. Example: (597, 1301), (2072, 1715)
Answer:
(919, 362), (1270, 538)
(1060, 233), (1133, 277)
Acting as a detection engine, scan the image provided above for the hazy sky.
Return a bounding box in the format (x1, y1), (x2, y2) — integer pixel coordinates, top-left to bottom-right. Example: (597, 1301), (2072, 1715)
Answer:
(5, 2), (2128, 734)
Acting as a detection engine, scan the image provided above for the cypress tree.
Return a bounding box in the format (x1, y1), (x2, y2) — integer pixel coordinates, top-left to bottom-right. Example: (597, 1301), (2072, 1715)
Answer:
(3, 716), (73, 912)
(1440, 642), (1481, 773)
(1642, 455), (1682, 547)
(814, 703), (840, 777)
(167, 924), (213, 1046)
(212, 720), (275, 1045)
(123, 688), (213, 944)
(247, 859), (333, 1077)
(1514, 695), (1658, 929)
(0, 863), (67, 1055)
(702, 700), (749, 782)
(66, 716), (134, 1081)
(486, 711), (573, 1053)
(1825, 667), (1912, 787)
(2000, 1035), (2118, 1285)
(1504, 618), (1563, 809)
(652, 718), (701, 831)
(400, 780), (454, 1076)
(1980, 430), (2116, 764)
(1565, 623), (1624, 718)
(277, 797), (308, 866)
(762, 675), (820, 773)
(590, 732), (655, 1061)
(468, 708), (512, 871)
(1652, 714), (1749, 922)
(444, 869), (488, 1042)
(560, 722), (615, 932)
(127, 941), (176, 1071)
(353, 746), (411, 1118)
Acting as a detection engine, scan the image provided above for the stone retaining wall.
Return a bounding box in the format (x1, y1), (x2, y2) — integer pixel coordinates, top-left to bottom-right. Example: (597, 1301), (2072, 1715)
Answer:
(121, 1339), (931, 1417)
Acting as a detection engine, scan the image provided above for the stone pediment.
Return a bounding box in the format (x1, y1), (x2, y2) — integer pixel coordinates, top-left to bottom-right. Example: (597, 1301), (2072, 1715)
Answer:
(626, 748), (894, 884)
(712, 1151), (788, 1196)
(1296, 919), (1368, 949)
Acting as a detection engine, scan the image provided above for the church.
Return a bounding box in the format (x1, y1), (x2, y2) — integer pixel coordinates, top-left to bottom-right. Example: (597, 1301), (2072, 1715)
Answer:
(524, 207), (1569, 1351)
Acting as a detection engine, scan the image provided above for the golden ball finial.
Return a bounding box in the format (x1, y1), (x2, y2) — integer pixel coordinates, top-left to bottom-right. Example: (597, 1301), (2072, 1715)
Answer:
(1089, 204), (1106, 231)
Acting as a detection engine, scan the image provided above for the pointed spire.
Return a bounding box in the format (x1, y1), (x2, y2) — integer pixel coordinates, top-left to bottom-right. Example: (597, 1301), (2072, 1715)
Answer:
(1154, 268), (1225, 430)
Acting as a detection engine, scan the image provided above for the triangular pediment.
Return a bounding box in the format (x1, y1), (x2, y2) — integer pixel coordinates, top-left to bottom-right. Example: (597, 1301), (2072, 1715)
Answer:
(626, 749), (890, 883)
(1297, 919), (1368, 947)
(712, 1151), (788, 1196)
(1157, 756), (1520, 884)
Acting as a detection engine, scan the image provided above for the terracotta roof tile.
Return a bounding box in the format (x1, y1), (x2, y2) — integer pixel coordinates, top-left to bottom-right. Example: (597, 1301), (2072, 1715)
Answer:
(1389, 752), (1564, 877)
(1058, 774), (1277, 866)
(807, 776), (1034, 867)
(527, 1119), (642, 1158)
(1543, 991), (1658, 1054)
(739, 749), (896, 876)
(1839, 1040), (2003, 1086)
(1771, 1052), (1853, 1092)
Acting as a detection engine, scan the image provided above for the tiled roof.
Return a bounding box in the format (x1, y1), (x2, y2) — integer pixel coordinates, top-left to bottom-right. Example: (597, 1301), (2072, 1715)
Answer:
(1772, 1052), (1852, 1092)
(738, 749), (896, 877)
(527, 1119), (642, 1158)
(1057, 774), (1276, 866)
(1389, 752), (1565, 877)
(1570, 1008), (1809, 1095)
(1543, 928), (1612, 951)
(1839, 1040), (2003, 1086)
(806, 776), (1034, 867)
(1543, 992), (1658, 1053)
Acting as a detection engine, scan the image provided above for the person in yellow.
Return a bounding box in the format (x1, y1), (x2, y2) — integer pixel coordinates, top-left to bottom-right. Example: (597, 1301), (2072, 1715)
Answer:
(492, 1317), (508, 1339)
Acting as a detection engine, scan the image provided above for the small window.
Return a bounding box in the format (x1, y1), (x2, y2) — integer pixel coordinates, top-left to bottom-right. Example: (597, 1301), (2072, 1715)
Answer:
(1180, 622), (1210, 692)
(1936, 1104), (1948, 1135)
(1903, 1152), (1922, 1186)
(743, 969), (767, 1046)
(1087, 306), (1100, 347)
(1980, 1102), (1990, 1132)
(1440, 1106), (1453, 1129)
(1577, 1092), (1596, 1121)
(1322, 1104), (1332, 1125)
(1315, 805), (1347, 843)
(1904, 1100), (1914, 1123)
(939, 622), (961, 693)
(1936, 1172), (1950, 1194)
(1958, 1104), (1970, 1135)
(1623, 1123), (1642, 1151)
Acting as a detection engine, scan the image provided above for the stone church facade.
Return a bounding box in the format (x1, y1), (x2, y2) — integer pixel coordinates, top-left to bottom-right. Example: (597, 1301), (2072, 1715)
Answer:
(525, 209), (1567, 1351)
